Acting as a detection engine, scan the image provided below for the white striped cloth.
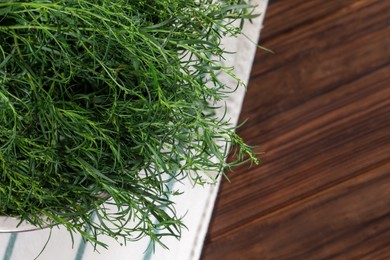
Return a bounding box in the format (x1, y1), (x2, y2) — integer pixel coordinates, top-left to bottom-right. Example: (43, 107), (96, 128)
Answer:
(0, 1), (268, 259)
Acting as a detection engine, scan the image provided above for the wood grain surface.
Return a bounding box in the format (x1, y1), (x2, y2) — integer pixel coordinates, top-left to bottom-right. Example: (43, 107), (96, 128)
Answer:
(201, 0), (390, 259)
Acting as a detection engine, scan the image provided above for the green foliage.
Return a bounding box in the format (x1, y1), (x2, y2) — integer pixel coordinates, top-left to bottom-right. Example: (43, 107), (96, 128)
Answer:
(0, 0), (259, 249)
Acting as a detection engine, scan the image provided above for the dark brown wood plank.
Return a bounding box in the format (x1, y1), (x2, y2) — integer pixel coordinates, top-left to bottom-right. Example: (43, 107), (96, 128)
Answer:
(260, 0), (362, 42)
(202, 0), (390, 258)
(253, 0), (389, 76)
(203, 162), (390, 259)
(208, 65), (390, 237)
(248, 1), (390, 123)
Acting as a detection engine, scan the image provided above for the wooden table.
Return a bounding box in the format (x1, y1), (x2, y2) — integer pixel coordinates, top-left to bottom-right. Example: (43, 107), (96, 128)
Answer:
(202, 0), (390, 259)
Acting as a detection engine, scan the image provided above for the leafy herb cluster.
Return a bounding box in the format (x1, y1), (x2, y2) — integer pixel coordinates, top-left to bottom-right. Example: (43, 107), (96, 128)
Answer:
(0, 0), (258, 248)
